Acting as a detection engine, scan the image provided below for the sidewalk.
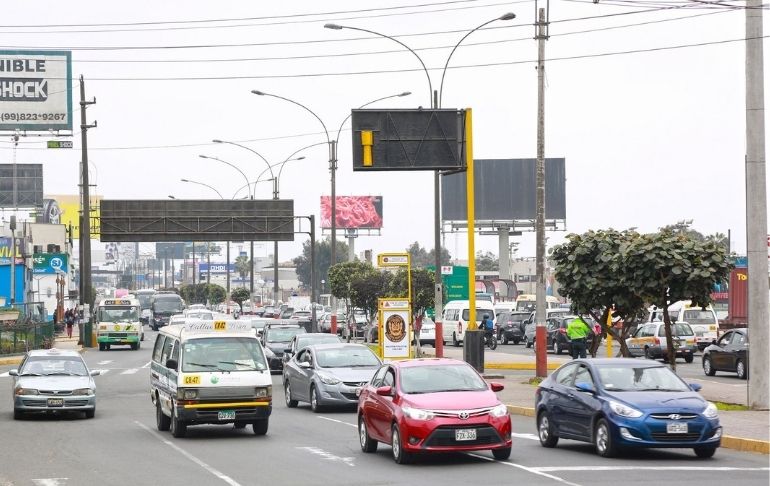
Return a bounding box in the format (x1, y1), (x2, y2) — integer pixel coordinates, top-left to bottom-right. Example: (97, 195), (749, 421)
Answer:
(0, 326), (85, 366)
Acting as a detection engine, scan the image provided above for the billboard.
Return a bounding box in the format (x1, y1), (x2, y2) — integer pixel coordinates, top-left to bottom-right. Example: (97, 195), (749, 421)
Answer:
(0, 237), (23, 265)
(320, 196), (383, 229)
(199, 263), (235, 274)
(32, 253), (68, 274)
(0, 50), (73, 131)
(0, 163), (43, 208)
(38, 194), (101, 239)
(441, 158), (566, 222)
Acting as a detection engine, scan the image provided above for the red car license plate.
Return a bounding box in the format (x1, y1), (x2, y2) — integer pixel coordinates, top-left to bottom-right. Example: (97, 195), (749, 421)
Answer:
(455, 429), (477, 441)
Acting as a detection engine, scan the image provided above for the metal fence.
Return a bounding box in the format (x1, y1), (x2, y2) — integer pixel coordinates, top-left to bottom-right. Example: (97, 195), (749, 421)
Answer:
(0, 321), (55, 355)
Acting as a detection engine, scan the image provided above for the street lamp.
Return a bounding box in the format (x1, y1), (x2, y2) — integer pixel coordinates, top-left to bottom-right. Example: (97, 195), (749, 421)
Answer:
(180, 178), (223, 199)
(167, 195), (176, 200)
(199, 155), (253, 199)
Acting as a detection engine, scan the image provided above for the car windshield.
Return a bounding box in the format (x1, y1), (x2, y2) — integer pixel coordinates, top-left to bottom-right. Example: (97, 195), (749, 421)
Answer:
(98, 306), (139, 322)
(400, 364), (488, 394)
(21, 356), (88, 376)
(187, 312), (213, 320)
(596, 365), (690, 392)
(315, 347), (380, 368)
(153, 299), (183, 313)
(296, 335), (339, 349)
(182, 337), (266, 372)
(265, 328), (305, 343)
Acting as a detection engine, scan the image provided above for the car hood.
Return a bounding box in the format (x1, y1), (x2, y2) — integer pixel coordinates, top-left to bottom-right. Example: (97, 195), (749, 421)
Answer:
(603, 390), (708, 412)
(267, 342), (289, 352)
(403, 389), (499, 410)
(316, 367), (379, 382)
(17, 375), (93, 391)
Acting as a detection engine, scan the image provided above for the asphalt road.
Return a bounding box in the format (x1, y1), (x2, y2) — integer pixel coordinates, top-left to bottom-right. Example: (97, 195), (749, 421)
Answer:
(0, 328), (767, 486)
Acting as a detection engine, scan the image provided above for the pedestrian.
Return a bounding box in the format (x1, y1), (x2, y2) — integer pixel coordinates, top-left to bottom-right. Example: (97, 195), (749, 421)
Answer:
(566, 316), (592, 359)
(65, 308), (74, 339)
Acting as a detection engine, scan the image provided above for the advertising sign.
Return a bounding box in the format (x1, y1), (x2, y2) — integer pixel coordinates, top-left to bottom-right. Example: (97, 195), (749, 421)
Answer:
(0, 237), (23, 265)
(377, 253), (409, 267)
(0, 163), (43, 208)
(39, 194), (101, 238)
(199, 263), (235, 274)
(0, 50), (73, 131)
(32, 252), (68, 274)
(320, 196), (383, 229)
(378, 300), (412, 360)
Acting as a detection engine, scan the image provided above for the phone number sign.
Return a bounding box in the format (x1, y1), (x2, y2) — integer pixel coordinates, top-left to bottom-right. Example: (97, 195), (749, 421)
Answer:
(0, 50), (73, 131)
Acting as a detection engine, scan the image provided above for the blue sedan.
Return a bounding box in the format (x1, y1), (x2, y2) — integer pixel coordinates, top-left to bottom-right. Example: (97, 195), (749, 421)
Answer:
(535, 358), (721, 458)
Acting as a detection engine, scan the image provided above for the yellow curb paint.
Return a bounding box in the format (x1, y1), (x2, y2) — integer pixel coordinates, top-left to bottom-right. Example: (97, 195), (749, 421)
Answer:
(486, 362), (561, 371)
(504, 404), (769, 455)
(0, 357), (22, 366)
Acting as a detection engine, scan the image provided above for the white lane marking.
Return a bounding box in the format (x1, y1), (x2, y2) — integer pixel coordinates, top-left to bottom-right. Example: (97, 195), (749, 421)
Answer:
(0, 372), (9, 378)
(135, 421), (242, 486)
(296, 446), (355, 467)
(318, 416), (357, 428)
(121, 368), (139, 375)
(142, 361), (151, 369)
(512, 432), (539, 441)
(92, 369), (110, 375)
(32, 479), (68, 486)
(97, 360), (113, 365)
(533, 466), (770, 472)
(467, 453), (582, 486)
(688, 378), (746, 388)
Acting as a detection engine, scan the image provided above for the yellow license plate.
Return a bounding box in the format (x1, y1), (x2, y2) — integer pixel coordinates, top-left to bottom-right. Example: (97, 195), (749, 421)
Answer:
(184, 375), (201, 385)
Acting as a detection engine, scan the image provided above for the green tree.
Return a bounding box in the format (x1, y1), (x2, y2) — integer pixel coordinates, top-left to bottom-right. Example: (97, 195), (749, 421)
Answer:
(207, 284), (226, 305)
(624, 229), (732, 370)
(350, 266), (391, 320)
(550, 229), (647, 357)
(179, 283), (226, 306)
(328, 261), (369, 313)
(234, 255), (251, 283)
(293, 237), (349, 291)
(388, 268), (435, 316)
(230, 287), (251, 311)
(406, 242), (451, 269)
(475, 251), (499, 271)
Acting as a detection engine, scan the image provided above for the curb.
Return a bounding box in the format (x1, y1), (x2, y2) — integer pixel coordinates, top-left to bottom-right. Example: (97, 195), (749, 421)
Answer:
(0, 356), (23, 366)
(487, 362), (561, 371)
(504, 404), (769, 455)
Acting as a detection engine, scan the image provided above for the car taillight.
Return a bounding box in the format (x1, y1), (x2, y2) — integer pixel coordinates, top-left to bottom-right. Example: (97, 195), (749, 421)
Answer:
(654, 337), (660, 345)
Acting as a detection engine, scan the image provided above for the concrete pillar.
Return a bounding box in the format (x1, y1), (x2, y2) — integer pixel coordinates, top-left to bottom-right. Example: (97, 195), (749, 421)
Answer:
(498, 226), (510, 281)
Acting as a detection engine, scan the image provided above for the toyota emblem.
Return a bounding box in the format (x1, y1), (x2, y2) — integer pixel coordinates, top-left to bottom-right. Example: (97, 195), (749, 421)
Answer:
(458, 411), (470, 420)
(668, 414), (681, 420)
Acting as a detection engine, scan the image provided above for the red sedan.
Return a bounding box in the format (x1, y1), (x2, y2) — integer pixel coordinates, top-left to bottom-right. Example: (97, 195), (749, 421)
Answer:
(357, 358), (512, 464)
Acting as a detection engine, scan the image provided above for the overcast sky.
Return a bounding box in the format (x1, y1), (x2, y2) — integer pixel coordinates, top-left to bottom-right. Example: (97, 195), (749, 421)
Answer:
(0, 0), (766, 264)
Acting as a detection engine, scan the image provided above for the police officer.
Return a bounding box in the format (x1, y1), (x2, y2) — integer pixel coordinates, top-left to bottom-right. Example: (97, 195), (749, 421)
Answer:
(566, 316), (592, 359)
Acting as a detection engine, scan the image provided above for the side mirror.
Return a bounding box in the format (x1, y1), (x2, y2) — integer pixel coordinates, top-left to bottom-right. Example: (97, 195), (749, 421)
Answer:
(284, 348), (292, 354)
(90, 370), (101, 376)
(575, 382), (595, 394)
(166, 359), (178, 371)
(689, 383), (702, 392)
(490, 382), (505, 392)
(299, 361), (312, 369)
(8, 369), (18, 376)
(376, 385), (393, 397)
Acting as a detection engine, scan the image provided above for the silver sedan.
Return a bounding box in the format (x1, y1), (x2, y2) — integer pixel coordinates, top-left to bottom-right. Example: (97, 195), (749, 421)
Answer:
(283, 343), (381, 412)
(10, 349), (100, 419)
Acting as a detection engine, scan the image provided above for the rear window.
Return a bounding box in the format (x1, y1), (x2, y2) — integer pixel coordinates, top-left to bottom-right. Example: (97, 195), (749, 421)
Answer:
(657, 323), (694, 337)
(462, 309), (494, 322)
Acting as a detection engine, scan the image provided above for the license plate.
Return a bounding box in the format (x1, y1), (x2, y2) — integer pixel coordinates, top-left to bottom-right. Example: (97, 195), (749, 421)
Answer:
(217, 410), (236, 420)
(455, 429), (477, 441)
(667, 422), (688, 434)
(47, 398), (64, 407)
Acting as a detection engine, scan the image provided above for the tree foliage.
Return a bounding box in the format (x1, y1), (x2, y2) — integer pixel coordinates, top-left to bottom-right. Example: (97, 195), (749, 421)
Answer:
(293, 237), (350, 291)
(405, 241), (451, 269)
(230, 287), (251, 310)
(234, 255), (251, 280)
(475, 251), (499, 271)
(388, 268), (435, 316)
(179, 283), (226, 306)
(328, 261), (389, 320)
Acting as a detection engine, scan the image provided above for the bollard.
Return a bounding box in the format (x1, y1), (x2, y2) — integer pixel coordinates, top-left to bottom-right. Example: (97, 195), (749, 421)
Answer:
(435, 321), (444, 358)
(463, 329), (485, 373)
(330, 314), (337, 335)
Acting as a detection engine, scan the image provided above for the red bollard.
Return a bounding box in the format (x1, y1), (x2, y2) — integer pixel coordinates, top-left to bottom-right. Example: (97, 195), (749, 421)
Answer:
(330, 314), (337, 335)
(435, 321), (443, 358)
(535, 324), (548, 377)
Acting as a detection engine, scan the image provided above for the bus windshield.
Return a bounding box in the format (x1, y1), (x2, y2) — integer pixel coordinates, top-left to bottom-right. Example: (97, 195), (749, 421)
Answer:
(136, 294), (154, 309)
(99, 306), (139, 322)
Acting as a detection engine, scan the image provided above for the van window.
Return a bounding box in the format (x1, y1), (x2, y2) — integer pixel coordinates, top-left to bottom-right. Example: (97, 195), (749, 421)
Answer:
(462, 309), (492, 322)
(160, 337), (174, 364)
(152, 335), (166, 362)
(681, 310), (716, 325)
(170, 339), (180, 362)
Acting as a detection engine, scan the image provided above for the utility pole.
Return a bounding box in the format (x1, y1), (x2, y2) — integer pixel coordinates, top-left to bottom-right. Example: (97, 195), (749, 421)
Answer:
(745, 0), (769, 410)
(79, 76), (96, 339)
(534, 7), (549, 378)
(433, 90), (445, 358)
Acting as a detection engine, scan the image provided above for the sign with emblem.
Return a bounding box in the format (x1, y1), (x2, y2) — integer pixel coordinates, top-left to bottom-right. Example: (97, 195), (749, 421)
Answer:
(377, 253), (410, 267)
(378, 298), (411, 360)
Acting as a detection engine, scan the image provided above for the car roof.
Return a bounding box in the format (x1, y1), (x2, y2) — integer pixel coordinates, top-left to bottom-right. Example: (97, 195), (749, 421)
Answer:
(27, 348), (83, 358)
(297, 333), (339, 340)
(572, 358), (665, 368)
(307, 343), (370, 351)
(390, 358), (469, 369)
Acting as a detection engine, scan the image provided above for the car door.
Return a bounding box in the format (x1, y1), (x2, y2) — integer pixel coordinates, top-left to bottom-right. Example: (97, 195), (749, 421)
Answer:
(732, 331), (748, 369)
(563, 364), (601, 439)
(361, 366), (389, 440)
(709, 331), (733, 371)
(725, 331), (747, 371)
(291, 349), (313, 402)
(544, 363), (578, 433)
(626, 325), (647, 356)
(368, 366), (397, 440)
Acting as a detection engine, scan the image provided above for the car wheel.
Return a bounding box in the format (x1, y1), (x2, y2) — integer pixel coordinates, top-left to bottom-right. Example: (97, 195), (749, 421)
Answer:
(537, 411), (558, 448)
(453, 332), (460, 347)
(703, 357), (716, 376)
(694, 446), (717, 458)
(525, 337), (532, 349)
(98, 343), (104, 351)
(141, 332), (145, 342)
(492, 447), (511, 460)
(13, 408), (23, 420)
(644, 347), (654, 360)
(170, 405), (187, 438)
(555, 341), (563, 355)
(501, 334), (509, 345)
(359, 415), (378, 453)
(156, 399), (170, 431)
(253, 419), (269, 435)
(85, 408), (95, 419)
(285, 380), (298, 408)
(391, 424), (412, 464)
(310, 385), (322, 413)
(513, 338), (521, 345)
(736, 359), (748, 380)
(684, 354), (693, 364)
(594, 418), (619, 458)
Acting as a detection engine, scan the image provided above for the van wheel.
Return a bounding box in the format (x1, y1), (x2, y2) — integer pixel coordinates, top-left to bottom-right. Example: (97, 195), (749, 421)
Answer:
(170, 405), (187, 438)
(156, 400), (170, 431)
(253, 419), (269, 435)
(452, 333), (459, 347)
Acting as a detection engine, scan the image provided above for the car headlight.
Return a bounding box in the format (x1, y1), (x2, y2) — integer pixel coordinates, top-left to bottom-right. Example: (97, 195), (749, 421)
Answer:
(402, 406), (435, 421)
(317, 373), (341, 385)
(255, 386), (272, 399)
(608, 400), (643, 418)
(264, 347), (275, 358)
(15, 387), (39, 396)
(72, 388), (94, 396)
(180, 389), (198, 400)
(490, 403), (509, 418)
(703, 402), (719, 419)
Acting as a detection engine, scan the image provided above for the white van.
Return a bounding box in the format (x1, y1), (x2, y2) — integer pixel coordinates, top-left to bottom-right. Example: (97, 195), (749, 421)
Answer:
(514, 294), (560, 312)
(150, 320), (272, 438)
(649, 301), (719, 351)
(442, 300), (496, 346)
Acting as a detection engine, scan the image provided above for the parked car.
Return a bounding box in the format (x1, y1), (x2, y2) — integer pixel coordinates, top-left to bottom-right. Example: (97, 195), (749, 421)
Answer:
(10, 349), (101, 419)
(283, 343), (381, 412)
(496, 311), (530, 345)
(522, 309), (572, 348)
(417, 317), (443, 347)
(345, 312), (369, 340)
(357, 358), (512, 463)
(535, 358), (721, 458)
(281, 333), (342, 367)
(702, 328), (749, 379)
(544, 316), (597, 355)
(626, 322), (697, 363)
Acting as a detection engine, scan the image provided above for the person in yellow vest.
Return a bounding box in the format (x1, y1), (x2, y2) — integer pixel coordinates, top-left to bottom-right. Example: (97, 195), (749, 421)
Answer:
(567, 316), (592, 359)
